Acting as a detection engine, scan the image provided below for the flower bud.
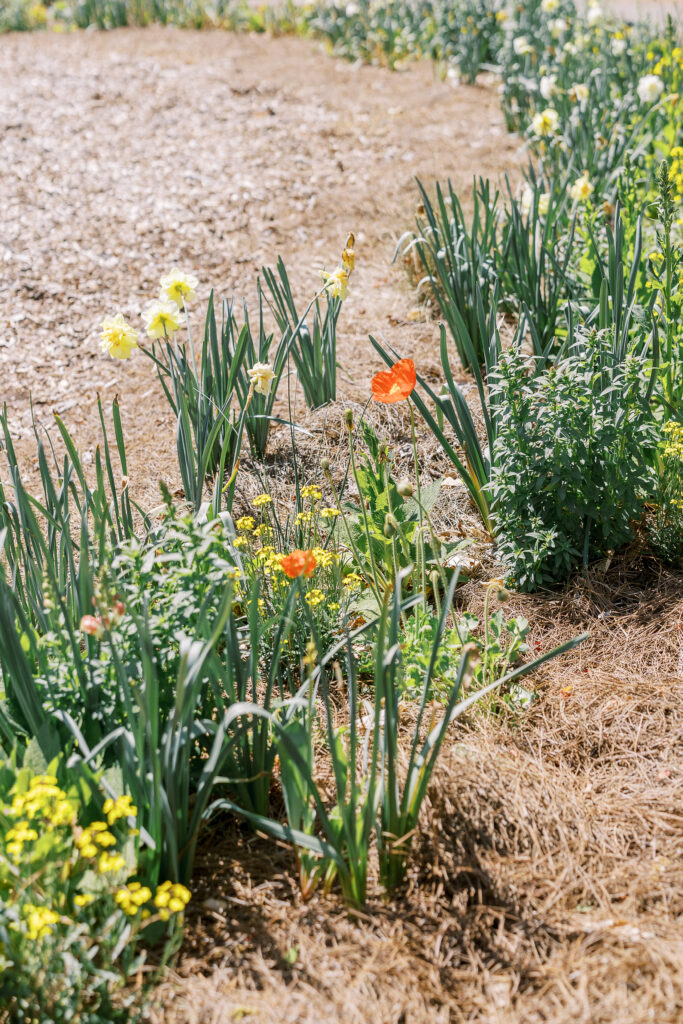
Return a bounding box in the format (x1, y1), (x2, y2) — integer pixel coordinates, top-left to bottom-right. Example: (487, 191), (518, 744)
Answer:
(383, 513), (399, 538)
(344, 409), (354, 430)
(397, 478), (414, 497)
(320, 457), (331, 472)
(497, 587), (509, 603)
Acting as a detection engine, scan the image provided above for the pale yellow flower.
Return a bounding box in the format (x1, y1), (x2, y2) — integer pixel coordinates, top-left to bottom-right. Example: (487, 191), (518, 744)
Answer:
(570, 172), (594, 202)
(531, 108), (559, 137)
(100, 314), (138, 360)
(159, 269), (198, 307)
(248, 361), (275, 396)
(321, 266), (350, 300)
(143, 300), (182, 339)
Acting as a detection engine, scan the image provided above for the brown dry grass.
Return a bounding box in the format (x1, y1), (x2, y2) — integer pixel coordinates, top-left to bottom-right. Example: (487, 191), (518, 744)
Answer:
(2, 25), (682, 1024)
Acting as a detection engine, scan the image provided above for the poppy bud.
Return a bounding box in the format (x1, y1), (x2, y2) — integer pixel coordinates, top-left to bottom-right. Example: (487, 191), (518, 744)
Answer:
(397, 478), (414, 497)
(320, 457), (331, 471)
(344, 409), (354, 430)
(383, 513), (399, 538)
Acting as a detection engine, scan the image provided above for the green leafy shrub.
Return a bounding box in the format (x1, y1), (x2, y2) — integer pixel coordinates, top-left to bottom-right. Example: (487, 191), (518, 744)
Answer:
(489, 329), (658, 590)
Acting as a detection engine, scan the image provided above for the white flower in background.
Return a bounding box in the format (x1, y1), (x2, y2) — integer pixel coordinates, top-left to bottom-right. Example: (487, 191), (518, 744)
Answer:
(248, 361), (275, 397)
(521, 187), (551, 217)
(563, 42), (578, 56)
(571, 82), (590, 105)
(611, 36), (627, 55)
(541, 0), (559, 11)
(586, 3), (603, 26)
(540, 74), (557, 100)
(549, 17), (568, 35)
(532, 107), (560, 137)
(569, 172), (594, 202)
(513, 35), (533, 56)
(637, 74), (664, 104)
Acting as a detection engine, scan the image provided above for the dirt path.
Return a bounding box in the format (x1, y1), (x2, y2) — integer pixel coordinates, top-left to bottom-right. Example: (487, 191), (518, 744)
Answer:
(0, 27), (516, 506)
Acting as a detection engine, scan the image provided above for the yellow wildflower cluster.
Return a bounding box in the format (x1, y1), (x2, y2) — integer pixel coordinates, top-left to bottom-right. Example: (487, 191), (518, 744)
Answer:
(253, 523), (273, 538)
(20, 904), (60, 942)
(311, 547), (339, 569)
(301, 485), (323, 501)
(4, 775), (75, 829)
(321, 507), (340, 519)
(236, 516), (256, 532)
(115, 880), (191, 921)
(296, 510), (313, 526)
(305, 589), (326, 608)
(669, 146), (683, 202)
(103, 794), (137, 826)
(252, 494), (272, 508)
(115, 881), (152, 917)
(663, 421), (683, 461)
(153, 880), (191, 920)
(343, 572), (365, 590)
(5, 820), (39, 861)
(75, 820), (117, 859)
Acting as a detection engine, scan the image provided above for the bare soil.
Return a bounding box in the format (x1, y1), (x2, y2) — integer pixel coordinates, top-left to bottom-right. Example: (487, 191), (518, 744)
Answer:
(1, 25), (682, 1024)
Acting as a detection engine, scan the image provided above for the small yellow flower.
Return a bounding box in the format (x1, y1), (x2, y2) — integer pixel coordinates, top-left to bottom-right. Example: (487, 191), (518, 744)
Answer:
(248, 362), (275, 397)
(74, 894), (95, 908)
(234, 536), (248, 549)
(252, 494), (272, 508)
(100, 314), (138, 360)
(343, 572), (364, 590)
(236, 516), (255, 532)
(103, 794), (137, 826)
(21, 904), (59, 941)
(305, 589), (325, 608)
(98, 851), (126, 874)
(301, 485), (323, 501)
(159, 269), (198, 307)
(143, 300), (182, 339)
(321, 507), (340, 519)
(253, 523), (273, 538)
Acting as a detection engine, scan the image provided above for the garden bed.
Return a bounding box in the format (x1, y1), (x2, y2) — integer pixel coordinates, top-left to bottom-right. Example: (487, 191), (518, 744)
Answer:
(1, 15), (682, 1024)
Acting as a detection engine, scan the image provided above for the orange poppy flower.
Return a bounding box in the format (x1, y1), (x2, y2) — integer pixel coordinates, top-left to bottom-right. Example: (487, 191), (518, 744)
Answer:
(371, 359), (416, 403)
(280, 549), (317, 579)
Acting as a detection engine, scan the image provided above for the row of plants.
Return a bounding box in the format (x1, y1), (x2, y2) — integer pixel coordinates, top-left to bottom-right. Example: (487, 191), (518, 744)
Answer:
(1, 249), (586, 1019)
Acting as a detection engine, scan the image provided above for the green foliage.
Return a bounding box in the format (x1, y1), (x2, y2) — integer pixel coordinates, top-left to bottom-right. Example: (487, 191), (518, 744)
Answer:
(217, 571), (586, 903)
(399, 178), (500, 374)
(337, 421), (468, 605)
(648, 420), (683, 567)
(489, 329), (659, 590)
(398, 587), (530, 707)
(264, 255), (343, 411)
